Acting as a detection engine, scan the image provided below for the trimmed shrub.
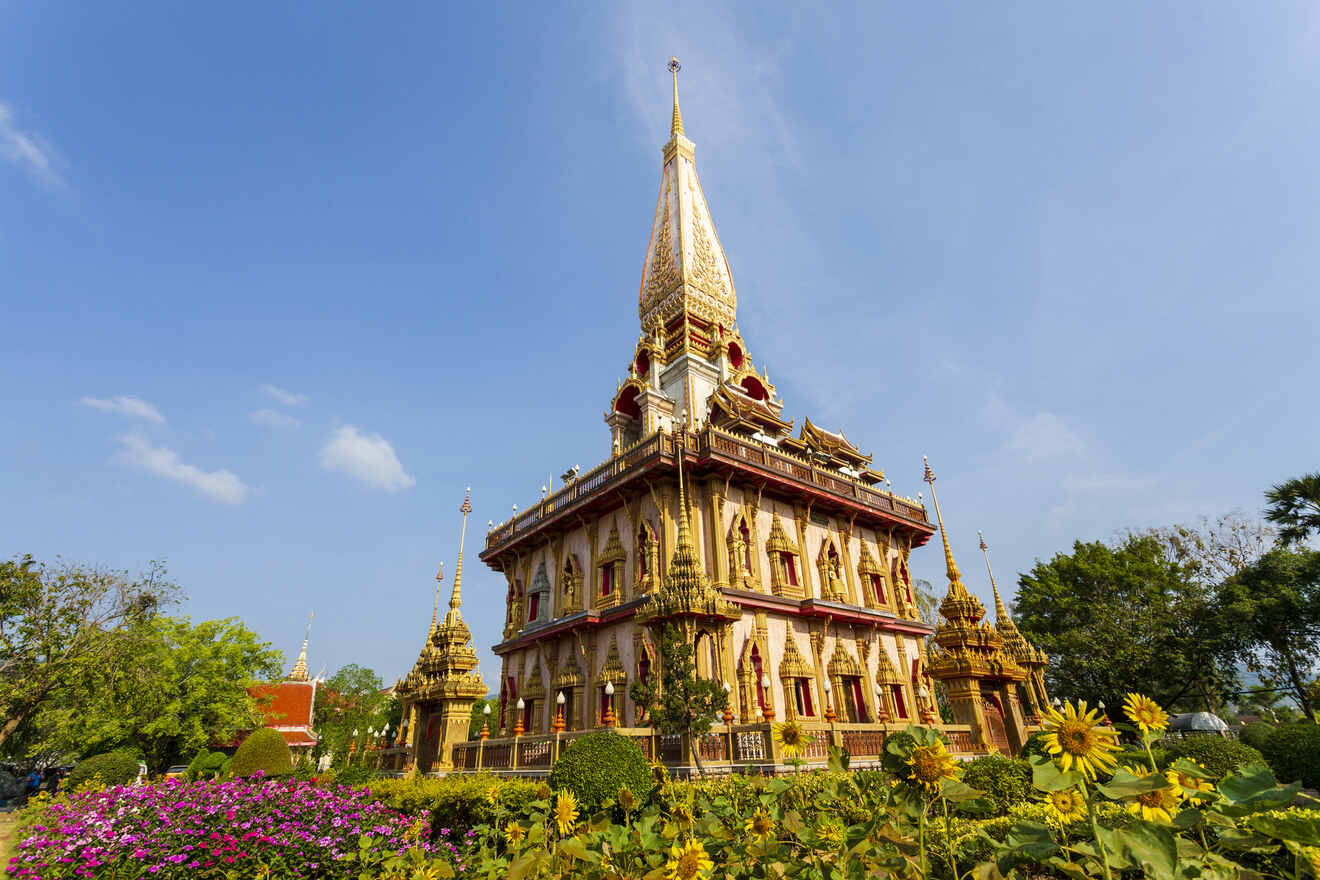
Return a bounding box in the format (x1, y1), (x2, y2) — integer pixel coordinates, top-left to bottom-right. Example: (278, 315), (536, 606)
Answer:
(1162, 735), (1264, 777)
(1238, 721), (1278, 752)
(334, 765), (374, 787)
(366, 774), (539, 835)
(955, 754), (1033, 816)
(230, 728), (294, 778)
(548, 731), (650, 813)
(185, 749), (228, 781)
(66, 751), (140, 790)
(1261, 723), (1320, 789)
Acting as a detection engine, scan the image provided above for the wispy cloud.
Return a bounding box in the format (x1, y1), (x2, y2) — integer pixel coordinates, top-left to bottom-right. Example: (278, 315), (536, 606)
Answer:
(116, 435), (248, 504)
(0, 102), (61, 188)
(319, 426), (415, 491)
(261, 384), (308, 407)
(80, 395), (166, 424)
(1009, 412), (1085, 462)
(1061, 473), (1155, 496)
(250, 408), (300, 429)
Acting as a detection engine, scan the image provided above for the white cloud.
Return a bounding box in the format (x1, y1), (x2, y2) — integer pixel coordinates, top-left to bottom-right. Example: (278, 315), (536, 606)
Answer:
(250, 408), (300, 429)
(1009, 413), (1085, 462)
(319, 426), (415, 491)
(80, 395), (166, 424)
(261, 384), (308, 407)
(0, 102), (61, 188)
(1061, 473), (1155, 496)
(115, 435), (248, 504)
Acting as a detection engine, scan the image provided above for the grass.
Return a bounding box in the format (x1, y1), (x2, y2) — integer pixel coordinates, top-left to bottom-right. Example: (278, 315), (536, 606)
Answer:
(0, 812), (15, 869)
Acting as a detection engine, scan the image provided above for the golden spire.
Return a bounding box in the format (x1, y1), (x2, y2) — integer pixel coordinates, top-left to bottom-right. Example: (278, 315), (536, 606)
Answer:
(446, 488), (472, 625)
(668, 57), (684, 137)
(979, 531), (1011, 625)
(288, 611), (312, 682)
(923, 456), (966, 595)
(429, 563), (444, 634)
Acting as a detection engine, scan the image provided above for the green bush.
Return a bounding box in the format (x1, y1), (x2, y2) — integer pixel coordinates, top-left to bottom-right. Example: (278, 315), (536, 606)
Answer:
(366, 774), (539, 835)
(1261, 723), (1320, 789)
(955, 754), (1032, 816)
(1162, 734), (1264, 777)
(333, 765), (374, 787)
(230, 728), (294, 778)
(185, 749), (228, 781)
(66, 751), (140, 789)
(1238, 721), (1277, 752)
(548, 730), (650, 813)
(1018, 731), (1050, 760)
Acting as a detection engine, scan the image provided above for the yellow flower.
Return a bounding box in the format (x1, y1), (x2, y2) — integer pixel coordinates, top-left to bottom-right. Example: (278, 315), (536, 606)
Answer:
(772, 720), (813, 758)
(1044, 788), (1087, 823)
(816, 820), (845, 846)
(743, 806), (775, 841)
(671, 801), (695, 829)
(486, 786), (501, 805)
(536, 782), (553, 800)
(1169, 763), (1215, 803)
(664, 838), (714, 880)
(1122, 693), (1170, 734)
(1122, 764), (1183, 823)
(1301, 847), (1320, 878)
(554, 790), (580, 835)
(1040, 699), (1122, 779)
(905, 740), (959, 792)
(503, 822), (526, 846)
(617, 785), (637, 812)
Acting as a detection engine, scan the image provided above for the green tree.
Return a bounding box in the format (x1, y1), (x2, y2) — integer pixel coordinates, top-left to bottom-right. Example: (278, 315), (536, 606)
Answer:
(468, 696), (496, 739)
(1216, 547), (1320, 721)
(1014, 535), (1238, 713)
(41, 616), (281, 772)
(1265, 472), (1320, 546)
(629, 623), (728, 775)
(313, 664), (390, 764)
(0, 556), (175, 754)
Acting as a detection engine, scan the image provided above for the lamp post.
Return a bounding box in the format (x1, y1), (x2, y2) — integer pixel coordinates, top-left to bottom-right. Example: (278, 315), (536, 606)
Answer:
(722, 681), (734, 763)
(824, 678), (837, 724)
(478, 704), (490, 770)
(1097, 700), (1110, 726)
(760, 674), (775, 722)
(877, 685), (892, 727)
(603, 681), (617, 728)
(553, 691), (566, 763)
(514, 697), (526, 736)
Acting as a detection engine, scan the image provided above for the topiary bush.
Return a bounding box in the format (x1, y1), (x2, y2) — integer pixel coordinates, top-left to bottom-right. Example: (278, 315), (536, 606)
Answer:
(66, 751), (141, 790)
(1239, 721), (1278, 752)
(1260, 723), (1320, 789)
(230, 728), (294, 778)
(1162, 734), (1264, 777)
(955, 754), (1033, 816)
(548, 730), (650, 813)
(185, 749), (228, 781)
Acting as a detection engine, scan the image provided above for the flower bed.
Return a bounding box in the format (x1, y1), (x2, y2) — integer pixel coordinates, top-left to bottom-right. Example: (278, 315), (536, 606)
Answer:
(8, 776), (437, 879)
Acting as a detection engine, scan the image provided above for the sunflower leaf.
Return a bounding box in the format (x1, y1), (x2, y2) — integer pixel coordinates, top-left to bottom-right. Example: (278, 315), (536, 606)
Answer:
(1094, 766), (1171, 800)
(1029, 754), (1084, 792)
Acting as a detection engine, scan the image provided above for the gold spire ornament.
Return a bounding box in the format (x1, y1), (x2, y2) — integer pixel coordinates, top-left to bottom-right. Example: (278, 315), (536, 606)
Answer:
(430, 563), (444, 634)
(923, 456), (972, 602)
(448, 488), (472, 626)
(668, 57), (684, 137)
(287, 611), (313, 682)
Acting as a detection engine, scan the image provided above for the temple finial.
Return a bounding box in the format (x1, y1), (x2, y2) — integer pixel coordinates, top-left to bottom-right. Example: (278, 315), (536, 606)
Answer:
(668, 57), (684, 137)
(447, 488), (472, 624)
(430, 563), (443, 633)
(979, 530), (1010, 623)
(923, 456), (966, 595)
(288, 611), (312, 682)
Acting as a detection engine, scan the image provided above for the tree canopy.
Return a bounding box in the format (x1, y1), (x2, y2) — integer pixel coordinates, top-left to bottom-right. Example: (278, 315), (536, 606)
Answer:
(1014, 534), (1239, 713)
(630, 623), (727, 774)
(1265, 472), (1320, 547)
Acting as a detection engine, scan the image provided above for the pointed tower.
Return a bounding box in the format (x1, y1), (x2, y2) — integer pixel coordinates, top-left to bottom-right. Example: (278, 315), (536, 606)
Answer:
(287, 612), (313, 682)
(923, 458), (1030, 755)
(397, 489), (487, 774)
(609, 58), (791, 448)
(979, 532), (1049, 722)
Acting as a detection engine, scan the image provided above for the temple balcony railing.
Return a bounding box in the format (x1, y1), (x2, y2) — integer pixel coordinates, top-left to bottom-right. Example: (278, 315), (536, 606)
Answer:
(446, 720), (981, 777)
(483, 427), (931, 557)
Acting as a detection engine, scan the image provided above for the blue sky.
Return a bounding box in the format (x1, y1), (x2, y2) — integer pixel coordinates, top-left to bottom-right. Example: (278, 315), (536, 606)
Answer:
(3, 1), (1317, 685)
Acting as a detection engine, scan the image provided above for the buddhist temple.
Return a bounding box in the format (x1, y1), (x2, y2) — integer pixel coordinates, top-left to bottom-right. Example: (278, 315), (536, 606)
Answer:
(422, 60), (1046, 774)
(246, 615), (319, 757)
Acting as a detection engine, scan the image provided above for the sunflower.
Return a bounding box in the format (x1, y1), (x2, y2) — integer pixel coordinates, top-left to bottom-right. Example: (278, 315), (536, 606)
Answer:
(905, 740), (959, 792)
(1122, 764), (1183, 823)
(1040, 699), (1122, 779)
(1168, 762), (1215, 803)
(503, 822), (526, 846)
(671, 801), (695, 829)
(554, 790), (580, 835)
(1301, 847), (1320, 878)
(650, 760), (670, 785)
(664, 839), (714, 880)
(536, 782), (553, 800)
(1044, 788), (1087, 824)
(486, 786), (502, 805)
(1122, 693), (1170, 734)
(743, 806), (775, 842)
(617, 786), (637, 812)
(815, 820), (845, 847)
(772, 720), (813, 758)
